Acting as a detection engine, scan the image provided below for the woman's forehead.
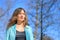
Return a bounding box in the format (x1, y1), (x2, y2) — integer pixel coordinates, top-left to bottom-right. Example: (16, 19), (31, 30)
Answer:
(20, 10), (25, 13)
(18, 10), (25, 14)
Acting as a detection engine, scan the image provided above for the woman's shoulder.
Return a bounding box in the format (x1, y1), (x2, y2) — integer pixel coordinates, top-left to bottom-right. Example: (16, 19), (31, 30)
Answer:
(7, 24), (16, 31)
(25, 25), (32, 30)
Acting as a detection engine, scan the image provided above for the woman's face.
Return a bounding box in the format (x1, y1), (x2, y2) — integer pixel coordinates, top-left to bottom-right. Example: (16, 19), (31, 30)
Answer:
(17, 10), (25, 22)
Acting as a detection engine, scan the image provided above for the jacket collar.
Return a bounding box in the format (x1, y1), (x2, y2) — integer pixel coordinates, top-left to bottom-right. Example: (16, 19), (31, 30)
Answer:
(12, 24), (29, 29)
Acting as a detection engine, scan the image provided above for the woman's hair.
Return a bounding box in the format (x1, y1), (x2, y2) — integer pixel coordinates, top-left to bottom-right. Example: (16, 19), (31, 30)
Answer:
(7, 8), (28, 29)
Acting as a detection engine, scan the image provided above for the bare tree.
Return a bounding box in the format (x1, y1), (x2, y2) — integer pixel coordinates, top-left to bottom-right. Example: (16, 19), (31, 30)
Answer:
(0, 0), (16, 18)
(0, 8), (4, 17)
(26, 0), (57, 40)
(40, 0), (57, 40)
(26, 0), (40, 40)
(42, 34), (53, 40)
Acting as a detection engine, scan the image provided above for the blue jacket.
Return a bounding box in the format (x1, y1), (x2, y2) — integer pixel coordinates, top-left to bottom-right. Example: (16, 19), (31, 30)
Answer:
(6, 24), (34, 40)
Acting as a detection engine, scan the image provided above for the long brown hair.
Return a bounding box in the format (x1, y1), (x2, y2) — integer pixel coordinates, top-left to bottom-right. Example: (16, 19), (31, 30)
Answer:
(7, 8), (28, 29)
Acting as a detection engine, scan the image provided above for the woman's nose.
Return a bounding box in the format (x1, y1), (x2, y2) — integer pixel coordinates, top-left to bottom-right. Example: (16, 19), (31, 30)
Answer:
(21, 15), (23, 17)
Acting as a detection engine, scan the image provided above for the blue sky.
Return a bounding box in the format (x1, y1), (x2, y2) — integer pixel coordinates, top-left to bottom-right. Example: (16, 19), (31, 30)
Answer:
(0, 0), (60, 40)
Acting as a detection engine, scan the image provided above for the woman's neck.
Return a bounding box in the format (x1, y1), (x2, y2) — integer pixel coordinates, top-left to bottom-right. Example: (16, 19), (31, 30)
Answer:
(16, 20), (25, 27)
(17, 20), (23, 25)
(16, 21), (25, 32)
(16, 23), (24, 27)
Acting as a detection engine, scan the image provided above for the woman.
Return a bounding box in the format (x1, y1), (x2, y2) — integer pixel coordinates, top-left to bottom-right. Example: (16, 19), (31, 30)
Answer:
(6, 8), (34, 40)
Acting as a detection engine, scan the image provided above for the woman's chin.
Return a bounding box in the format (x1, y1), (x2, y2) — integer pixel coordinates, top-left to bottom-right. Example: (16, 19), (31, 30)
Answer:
(18, 19), (24, 22)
